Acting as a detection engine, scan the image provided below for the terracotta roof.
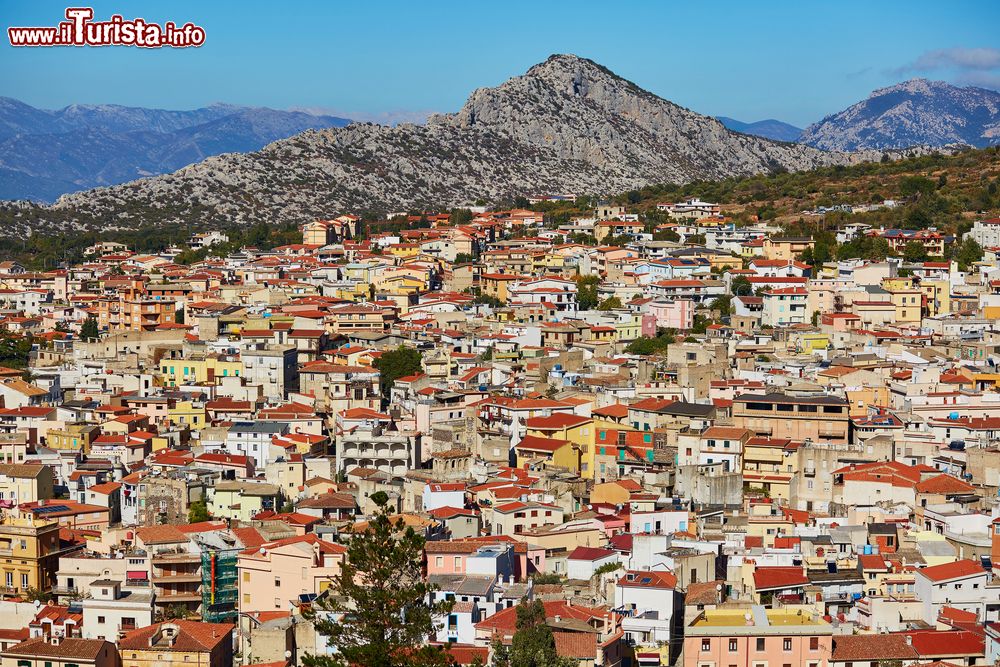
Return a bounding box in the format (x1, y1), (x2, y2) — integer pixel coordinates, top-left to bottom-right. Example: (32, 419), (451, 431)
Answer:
(753, 566), (808, 591)
(118, 620), (234, 652)
(4, 638), (113, 660)
(916, 559), (985, 583)
(568, 546), (615, 562)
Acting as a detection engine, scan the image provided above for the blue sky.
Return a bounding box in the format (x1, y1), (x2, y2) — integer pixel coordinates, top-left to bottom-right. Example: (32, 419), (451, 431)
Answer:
(2, 0), (999, 126)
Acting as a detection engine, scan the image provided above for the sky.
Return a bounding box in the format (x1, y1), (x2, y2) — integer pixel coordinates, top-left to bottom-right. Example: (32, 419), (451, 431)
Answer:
(2, 0), (1000, 127)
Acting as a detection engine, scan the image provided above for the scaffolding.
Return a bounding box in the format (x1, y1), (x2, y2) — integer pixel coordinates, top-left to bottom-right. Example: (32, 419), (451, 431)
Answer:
(201, 549), (239, 623)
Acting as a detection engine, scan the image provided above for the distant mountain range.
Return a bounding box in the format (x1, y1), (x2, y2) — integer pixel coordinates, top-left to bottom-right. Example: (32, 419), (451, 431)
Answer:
(1, 63), (986, 226)
(0, 99), (350, 201)
(7, 54), (890, 234)
(800, 79), (1000, 151)
(717, 117), (803, 143)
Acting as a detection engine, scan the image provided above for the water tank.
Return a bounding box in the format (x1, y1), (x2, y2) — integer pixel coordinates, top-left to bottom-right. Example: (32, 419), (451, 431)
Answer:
(864, 544), (872, 555)
(949, 411), (960, 420)
(554, 364), (562, 371)
(478, 384), (488, 392)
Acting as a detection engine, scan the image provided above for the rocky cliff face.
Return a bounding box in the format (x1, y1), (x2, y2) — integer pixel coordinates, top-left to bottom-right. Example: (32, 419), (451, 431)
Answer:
(800, 78), (1000, 151)
(11, 55), (887, 231)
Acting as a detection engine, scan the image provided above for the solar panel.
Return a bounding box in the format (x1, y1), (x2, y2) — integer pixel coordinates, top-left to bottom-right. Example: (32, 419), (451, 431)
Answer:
(34, 505), (70, 514)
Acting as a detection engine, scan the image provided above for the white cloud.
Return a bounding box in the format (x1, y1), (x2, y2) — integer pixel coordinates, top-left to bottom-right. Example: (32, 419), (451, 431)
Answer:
(889, 47), (1000, 91)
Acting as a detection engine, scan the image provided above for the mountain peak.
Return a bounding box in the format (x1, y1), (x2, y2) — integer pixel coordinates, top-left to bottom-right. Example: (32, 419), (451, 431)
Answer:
(801, 78), (1000, 151)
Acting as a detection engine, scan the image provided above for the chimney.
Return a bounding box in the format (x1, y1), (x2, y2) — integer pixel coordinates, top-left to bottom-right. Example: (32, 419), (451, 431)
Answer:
(904, 635), (912, 646)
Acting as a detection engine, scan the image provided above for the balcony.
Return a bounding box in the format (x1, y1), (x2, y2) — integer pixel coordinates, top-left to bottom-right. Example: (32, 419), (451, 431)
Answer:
(51, 585), (78, 596)
(156, 591), (202, 603)
(152, 552), (200, 565)
(152, 574), (202, 584)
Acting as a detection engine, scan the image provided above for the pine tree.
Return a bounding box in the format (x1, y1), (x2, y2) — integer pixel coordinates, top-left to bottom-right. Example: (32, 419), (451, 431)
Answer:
(303, 492), (452, 667)
(489, 600), (576, 667)
(80, 315), (99, 340)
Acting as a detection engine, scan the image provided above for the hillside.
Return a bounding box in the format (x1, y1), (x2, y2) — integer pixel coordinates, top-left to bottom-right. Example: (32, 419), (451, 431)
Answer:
(1, 54), (897, 235)
(801, 79), (1000, 151)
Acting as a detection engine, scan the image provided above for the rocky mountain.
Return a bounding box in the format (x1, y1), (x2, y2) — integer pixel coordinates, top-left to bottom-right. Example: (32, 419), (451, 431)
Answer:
(800, 79), (1000, 151)
(717, 117), (803, 143)
(10, 54), (890, 232)
(0, 99), (350, 201)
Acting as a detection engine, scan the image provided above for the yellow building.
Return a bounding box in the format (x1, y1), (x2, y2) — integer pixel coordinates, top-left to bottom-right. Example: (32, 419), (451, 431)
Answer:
(920, 279), (950, 316)
(167, 400), (208, 431)
(159, 355), (242, 387)
(45, 422), (100, 454)
(0, 516), (77, 595)
(742, 438), (798, 502)
(888, 288), (923, 324)
(480, 273), (521, 303)
(514, 435), (580, 472)
(524, 413), (595, 477)
(793, 332), (830, 354)
(0, 464), (53, 505)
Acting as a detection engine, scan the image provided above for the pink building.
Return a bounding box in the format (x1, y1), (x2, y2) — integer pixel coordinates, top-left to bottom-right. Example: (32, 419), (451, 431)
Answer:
(648, 299), (694, 331)
(236, 534), (346, 614)
(684, 607), (833, 667)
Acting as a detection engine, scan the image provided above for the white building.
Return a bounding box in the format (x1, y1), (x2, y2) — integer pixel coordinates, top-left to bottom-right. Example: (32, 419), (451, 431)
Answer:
(965, 218), (1000, 249)
(614, 569), (676, 651)
(914, 558), (995, 624)
(79, 579), (155, 640)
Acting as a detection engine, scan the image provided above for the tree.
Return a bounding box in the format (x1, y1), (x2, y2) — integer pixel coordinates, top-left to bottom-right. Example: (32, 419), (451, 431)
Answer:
(730, 275), (752, 296)
(303, 492), (452, 667)
(575, 274), (601, 311)
(490, 600), (576, 667)
(903, 240), (928, 262)
(954, 237), (983, 270)
(188, 500), (211, 523)
(455, 253), (476, 264)
(709, 294), (733, 317)
(597, 296), (622, 311)
(474, 294), (504, 308)
(373, 346), (423, 398)
(80, 315), (99, 340)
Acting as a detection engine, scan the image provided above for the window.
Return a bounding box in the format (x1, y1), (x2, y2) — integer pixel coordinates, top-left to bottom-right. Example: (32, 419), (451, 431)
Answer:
(729, 639), (738, 652)
(454, 556), (461, 569)
(809, 637), (819, 651)
(783, 639), (792, 651)
(702, 639), (711, 652)
(274, 578), (281, 587)
(756, 638), (765, 651)
(436, 556), (443, 567)
(98, 616), (106, 623)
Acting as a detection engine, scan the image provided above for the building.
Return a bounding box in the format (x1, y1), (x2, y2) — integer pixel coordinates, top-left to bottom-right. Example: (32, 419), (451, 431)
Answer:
(0, 638), (119, 667)
(118, 620), (234, 667)
(0, 516), (83, 595)
(732, 393), (850, 444)
(236, 534), (346, 614)
(684, 606), (833, 667)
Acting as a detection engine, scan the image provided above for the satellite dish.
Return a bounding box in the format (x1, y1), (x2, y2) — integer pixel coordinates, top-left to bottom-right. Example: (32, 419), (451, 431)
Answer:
(34, 599), (41, 608)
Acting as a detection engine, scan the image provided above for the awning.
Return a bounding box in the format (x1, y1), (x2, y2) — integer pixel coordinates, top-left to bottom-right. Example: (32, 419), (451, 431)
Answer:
(126, 571), (148, 580)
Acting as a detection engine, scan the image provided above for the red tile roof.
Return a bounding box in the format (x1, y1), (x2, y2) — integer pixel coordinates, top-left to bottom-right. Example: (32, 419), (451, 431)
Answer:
(916, 559), (985, 583)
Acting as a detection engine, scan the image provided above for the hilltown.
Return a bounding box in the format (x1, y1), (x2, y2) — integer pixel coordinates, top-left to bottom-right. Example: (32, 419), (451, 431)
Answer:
(1, 203), (1000, 667)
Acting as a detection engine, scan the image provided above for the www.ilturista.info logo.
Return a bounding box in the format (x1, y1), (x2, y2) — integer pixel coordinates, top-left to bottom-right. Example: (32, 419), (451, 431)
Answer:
(8, 7), (205, 48)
